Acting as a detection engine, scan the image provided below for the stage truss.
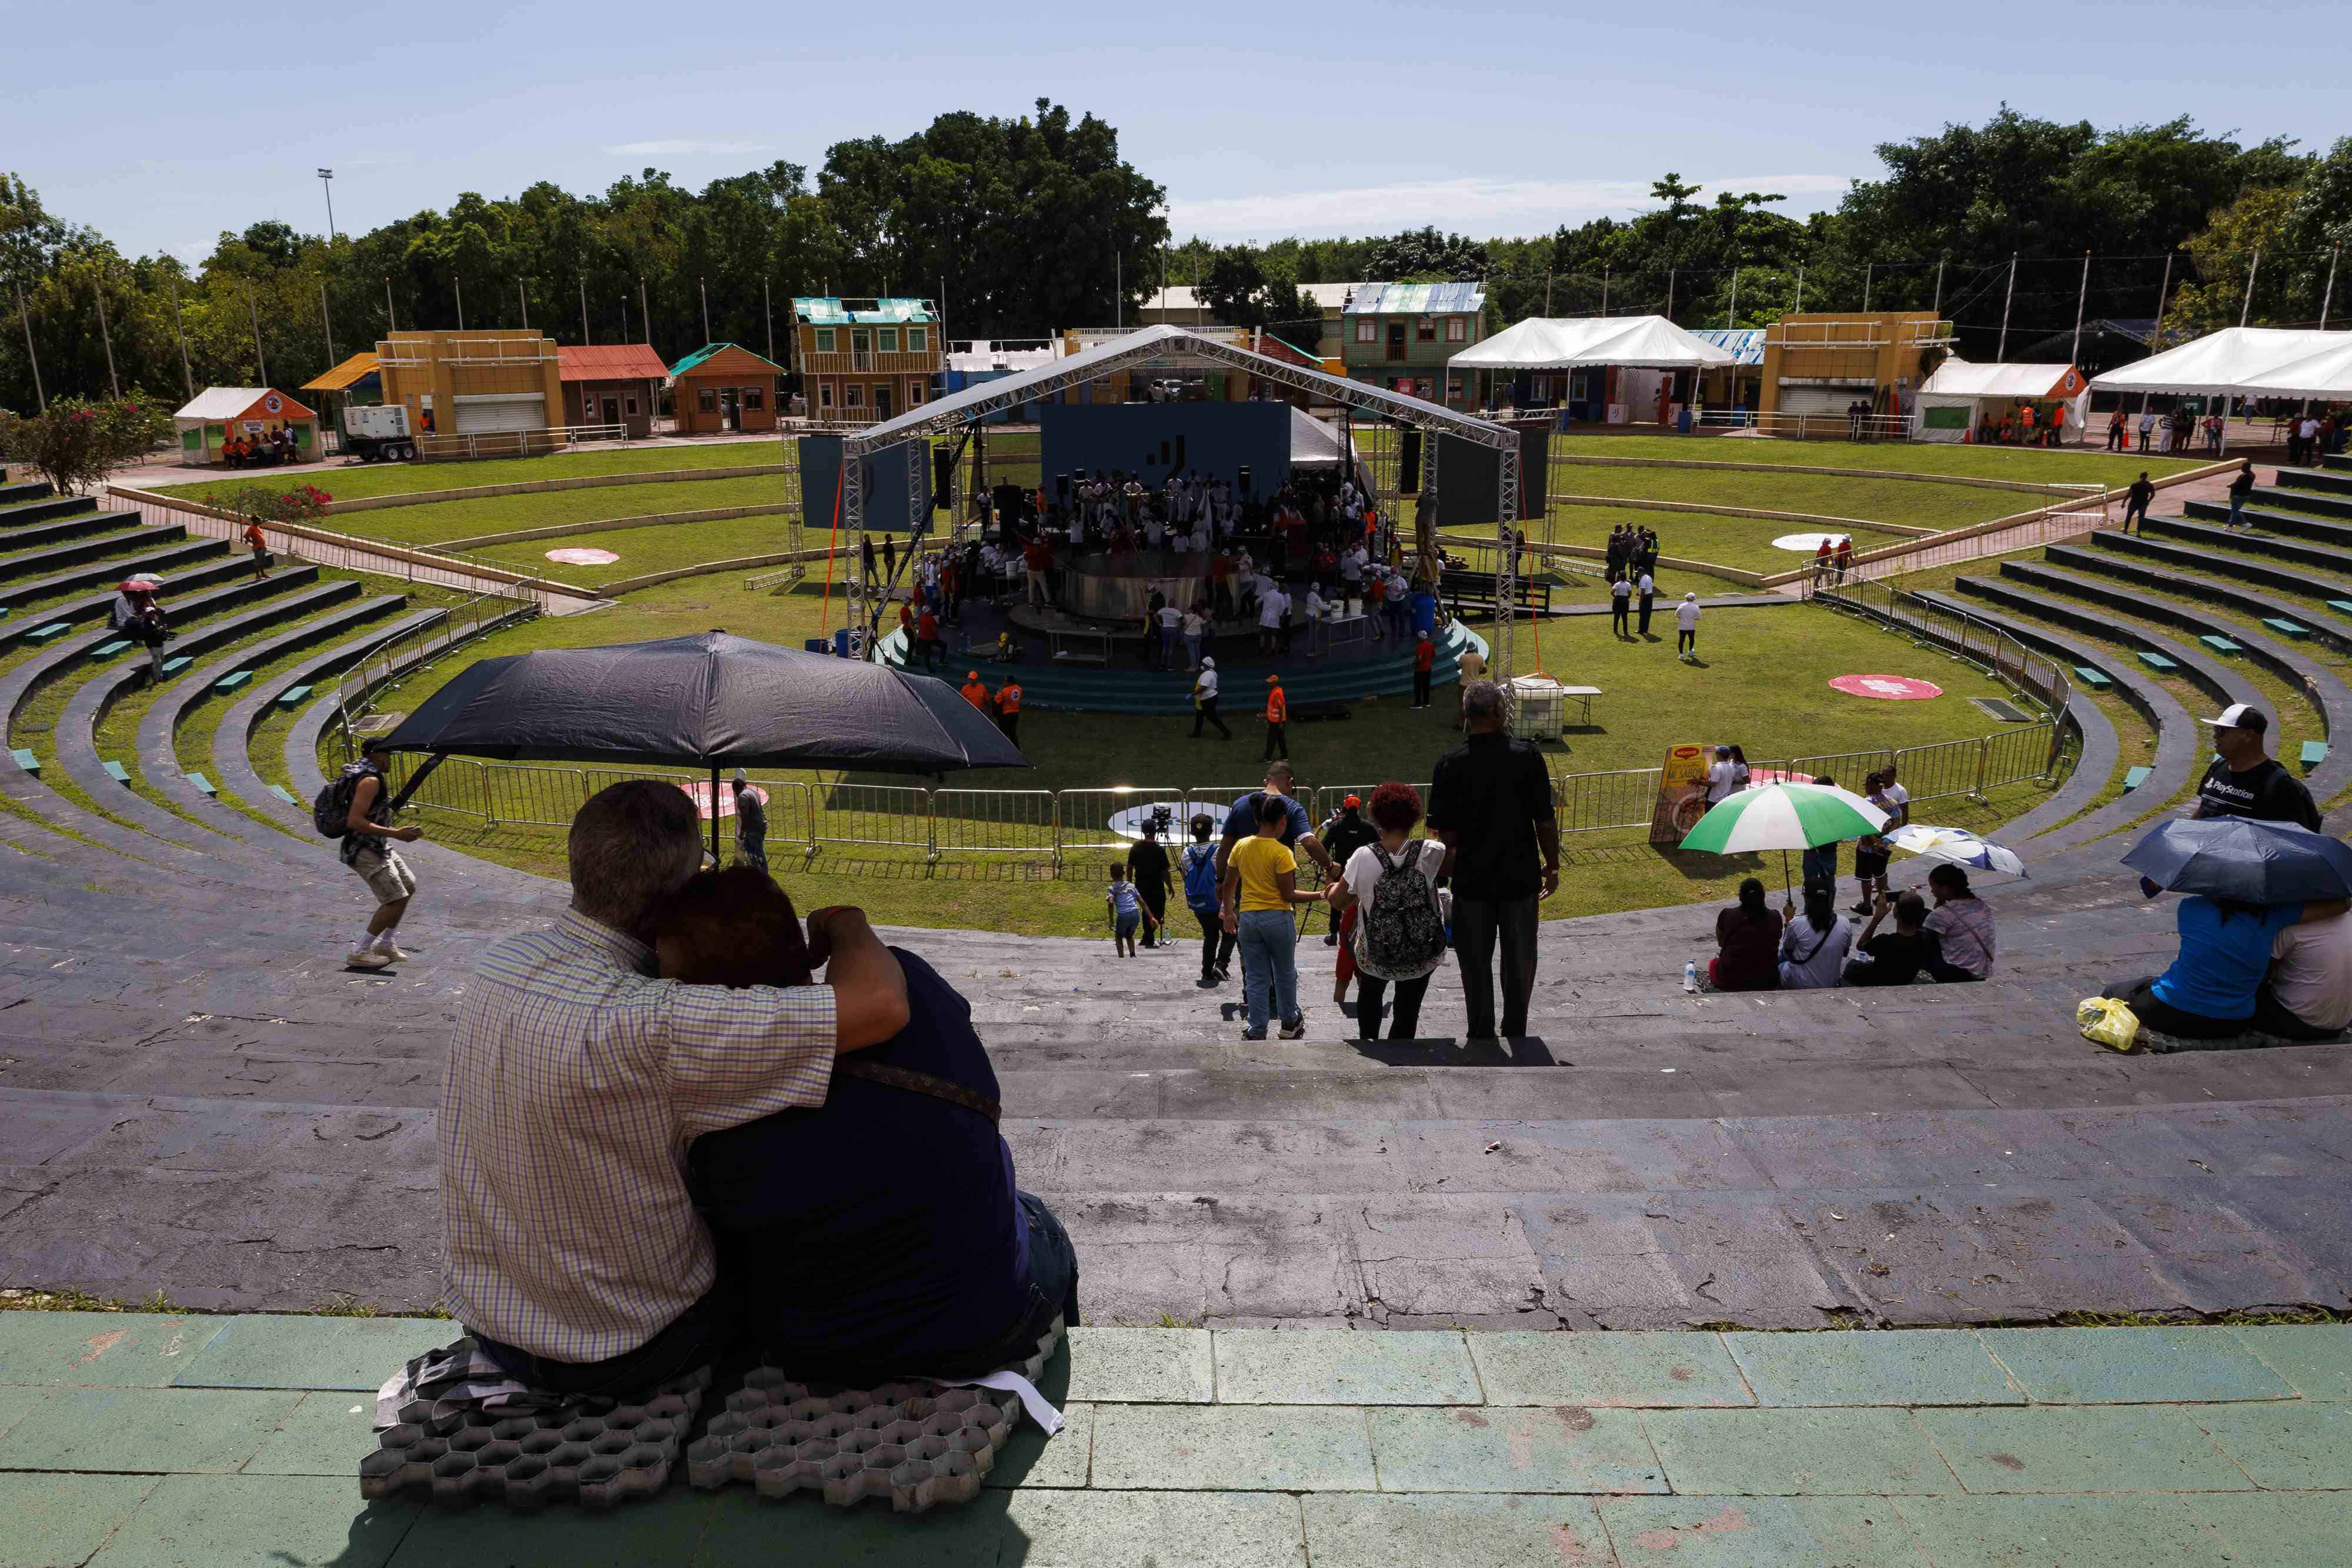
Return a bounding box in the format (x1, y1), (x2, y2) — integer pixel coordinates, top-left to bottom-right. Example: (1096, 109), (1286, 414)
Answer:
(837, 326), (1527, 685)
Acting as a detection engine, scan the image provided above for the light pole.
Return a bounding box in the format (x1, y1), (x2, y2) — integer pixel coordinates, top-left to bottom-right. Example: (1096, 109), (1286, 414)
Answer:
(317, 169), (336, 239)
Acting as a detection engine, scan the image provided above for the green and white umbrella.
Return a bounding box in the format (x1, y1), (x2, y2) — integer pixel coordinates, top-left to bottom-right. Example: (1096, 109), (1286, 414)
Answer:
(1679, 781), (1892, 896)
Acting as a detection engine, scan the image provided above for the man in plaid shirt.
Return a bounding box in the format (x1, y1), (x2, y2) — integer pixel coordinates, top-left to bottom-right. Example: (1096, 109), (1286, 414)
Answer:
(439, 780), (910, 1395)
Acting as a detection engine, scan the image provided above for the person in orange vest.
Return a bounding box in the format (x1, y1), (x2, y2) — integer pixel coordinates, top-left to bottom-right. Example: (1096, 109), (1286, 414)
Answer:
(960, 671), (990, 711)
(994, 676), (1022, 743)
(1262, 675), (1289, 762)
(242, 516), (272, 580)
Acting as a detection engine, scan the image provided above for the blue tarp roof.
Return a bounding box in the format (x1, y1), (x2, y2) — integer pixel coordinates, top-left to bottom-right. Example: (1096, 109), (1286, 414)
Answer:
(1687, 328), (1765, 366)
(792, 297), (937, 325)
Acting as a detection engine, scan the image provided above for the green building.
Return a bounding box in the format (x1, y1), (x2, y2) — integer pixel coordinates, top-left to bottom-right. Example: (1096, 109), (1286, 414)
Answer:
(1339, 282), (1487, 407)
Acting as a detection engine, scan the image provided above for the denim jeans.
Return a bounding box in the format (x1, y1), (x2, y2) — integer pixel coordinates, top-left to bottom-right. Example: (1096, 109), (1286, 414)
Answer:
(1237, 908), (1299, 1033)
(1184, 631), (1202, 667)
(1451, 894), (1539, 1039)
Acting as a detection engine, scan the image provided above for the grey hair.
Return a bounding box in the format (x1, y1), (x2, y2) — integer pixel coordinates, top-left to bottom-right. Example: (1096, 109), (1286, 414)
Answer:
(570, 780), (703, 930)
(1461, 679), (1504, 720)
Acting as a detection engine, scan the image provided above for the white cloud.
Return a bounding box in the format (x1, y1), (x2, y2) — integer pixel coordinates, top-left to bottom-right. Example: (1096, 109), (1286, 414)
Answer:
(602, 139), (769, 158)
(1166, 172), (1856, 241)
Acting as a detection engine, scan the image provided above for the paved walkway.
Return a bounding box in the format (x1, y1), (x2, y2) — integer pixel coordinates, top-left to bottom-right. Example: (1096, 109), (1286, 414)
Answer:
(2, 1311), (2344, 1564)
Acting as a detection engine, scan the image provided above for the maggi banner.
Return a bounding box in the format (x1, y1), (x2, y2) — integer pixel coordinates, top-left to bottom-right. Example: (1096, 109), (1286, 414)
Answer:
(1649, 744), (1713, 844)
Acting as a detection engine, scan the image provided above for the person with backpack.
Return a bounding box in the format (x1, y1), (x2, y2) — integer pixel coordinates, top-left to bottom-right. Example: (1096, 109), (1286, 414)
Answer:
(1325, 782), (1449, 1041)
(1180, 813), (1231, 986)
(317, 738), (422, 969)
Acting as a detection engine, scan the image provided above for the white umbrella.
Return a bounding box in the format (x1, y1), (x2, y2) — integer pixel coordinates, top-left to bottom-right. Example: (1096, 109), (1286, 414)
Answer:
(1888, 823), (2027, 878)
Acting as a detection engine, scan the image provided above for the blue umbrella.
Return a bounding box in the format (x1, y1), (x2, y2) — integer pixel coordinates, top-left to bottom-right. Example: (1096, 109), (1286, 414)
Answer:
(2122, 817), (2352, 904)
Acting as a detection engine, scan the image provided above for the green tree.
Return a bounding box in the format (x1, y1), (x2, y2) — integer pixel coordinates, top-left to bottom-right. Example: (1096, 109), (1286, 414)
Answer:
(1365, 226), (1489, 282)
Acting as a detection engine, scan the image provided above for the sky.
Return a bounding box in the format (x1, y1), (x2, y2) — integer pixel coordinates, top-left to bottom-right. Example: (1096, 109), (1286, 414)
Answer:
(11, 1), (2346, 264)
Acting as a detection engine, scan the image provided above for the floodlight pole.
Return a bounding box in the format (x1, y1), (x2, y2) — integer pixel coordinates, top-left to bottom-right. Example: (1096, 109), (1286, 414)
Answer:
(1792, 264), (1803, 315)
(1996, 254), (2017, 360)
(2241, 248), (2260, 328)
(1665, 267), (1674, 320)
(2069, 252), (2090, 367)
(386, 278), (396, 332)
(580, 276), (590, 345)
(318, 169), (337, 239)
(1861, 263), (1872, 315)
(455, 275), (466, 332)
(1601, 268), (1609, 316)
(1725, 269), (1738, 331)
(93, 268), (120, 397)
(247, 282), (269, 385)
(168, 272), (193, 397)
(700, 278), (711, 344)
(15, 285), (45, 411)
(1931, 259), (1945, 320)
(517, 279), (528, 330)
(320, 280), (336, 371)
(764, 279), (774, 365)
(640, 280), (651, 349)
(2321, 245), (2339, 332)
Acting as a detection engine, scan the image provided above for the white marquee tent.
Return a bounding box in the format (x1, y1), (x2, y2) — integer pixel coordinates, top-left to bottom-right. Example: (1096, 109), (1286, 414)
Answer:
(1449, 315), (1736, 372)
(2090, 327), (2352, 399)
(1913, 360), (2089, 443)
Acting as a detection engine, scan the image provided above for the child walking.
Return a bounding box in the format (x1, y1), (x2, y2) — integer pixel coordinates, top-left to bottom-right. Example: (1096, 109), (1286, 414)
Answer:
(1108, 865), (1147, 956)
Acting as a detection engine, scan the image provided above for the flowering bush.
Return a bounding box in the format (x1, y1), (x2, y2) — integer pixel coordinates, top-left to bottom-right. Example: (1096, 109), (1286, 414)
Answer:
(219, 480), (333, 526)
(0, 395), (172, 495)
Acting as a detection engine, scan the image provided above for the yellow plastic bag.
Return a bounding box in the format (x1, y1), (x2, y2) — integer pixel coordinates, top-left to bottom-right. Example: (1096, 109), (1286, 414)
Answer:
(2076, 996), (2141, 1053)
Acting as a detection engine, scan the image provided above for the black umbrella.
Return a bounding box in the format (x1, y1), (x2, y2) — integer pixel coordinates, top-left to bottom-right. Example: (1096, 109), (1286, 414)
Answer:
(381, 631), (1027, 857)
(2122, 817), (2352, 904)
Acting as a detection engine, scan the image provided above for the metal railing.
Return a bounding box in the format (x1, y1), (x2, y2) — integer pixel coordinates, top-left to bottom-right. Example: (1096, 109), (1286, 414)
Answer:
(333, 586), (540, 756)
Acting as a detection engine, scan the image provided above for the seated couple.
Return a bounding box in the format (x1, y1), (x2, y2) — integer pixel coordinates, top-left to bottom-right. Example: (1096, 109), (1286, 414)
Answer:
(2104, 892), (2351, 1045)
(439, 780), (1075, 1399)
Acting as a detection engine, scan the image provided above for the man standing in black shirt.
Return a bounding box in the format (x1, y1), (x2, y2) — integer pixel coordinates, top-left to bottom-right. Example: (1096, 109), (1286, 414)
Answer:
(2121, 472), (2154, 534)
(2191, 705), (2321, 830)
(1125, 818), (1172, 949)
(1427, 680), (1561, 1041)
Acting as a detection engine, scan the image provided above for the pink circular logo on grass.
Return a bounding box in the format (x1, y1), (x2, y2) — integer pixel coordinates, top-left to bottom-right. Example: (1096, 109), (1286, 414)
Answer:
(681, 781), (769, 821)
(1830, 674), (1944, 700)
(546, 547), (619, 566)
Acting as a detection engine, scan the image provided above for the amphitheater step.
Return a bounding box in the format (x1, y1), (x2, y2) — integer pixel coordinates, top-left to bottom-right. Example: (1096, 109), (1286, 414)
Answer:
(26, 623), (71, 646)
(0, 521), (187, 584)
(212, 670), (253, 694)
(0, 509), (136, 554)
(2123, 765), (2153, 790)
(0, 536), (232, 621)
(101, 760), (131, 784)
(10, 747), (36, 774)
(2086, 531), (2352, 633)
(159, 656), (191, 676)
(2254, 483), (2352, 521)
(2184, 496), (2352, 541)
(2072, 664), (2112, 689)
(2277, 464), (2352, 499)
(2197, 634), (2244, 655)
(2141, 514), (2352, 574)
(2303, 741), (2330, 766)
(0, 494), (99, 528)
(2135, 650), (2178, 671)
(188, 772), (216, 795)
(2263, 617), (2312, 638)
(0, 479), (55, 507)
(268, 784), (298, 804)
(90, 639), (133, 661)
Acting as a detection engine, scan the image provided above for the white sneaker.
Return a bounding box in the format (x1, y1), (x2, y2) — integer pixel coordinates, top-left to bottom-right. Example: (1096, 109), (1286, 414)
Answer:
(373, 941), (413, 964)
(346, 947), (392, 969)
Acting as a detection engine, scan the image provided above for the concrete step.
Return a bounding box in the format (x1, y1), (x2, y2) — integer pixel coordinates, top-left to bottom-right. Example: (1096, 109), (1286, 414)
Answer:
(0, 535), (229, 617)
(0, 548), (253, 652)
(0, 521), (185, 584)
(2276, 463), (2352, 499)
(2066, 537), (2352, 656)
(0, 493), (98, 528)
(0, 509), (141, 559)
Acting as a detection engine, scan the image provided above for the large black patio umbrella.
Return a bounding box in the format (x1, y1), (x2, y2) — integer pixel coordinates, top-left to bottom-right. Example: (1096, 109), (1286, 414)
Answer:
(2122, 816), (2352, 905)
(380, 631), (1027, 857)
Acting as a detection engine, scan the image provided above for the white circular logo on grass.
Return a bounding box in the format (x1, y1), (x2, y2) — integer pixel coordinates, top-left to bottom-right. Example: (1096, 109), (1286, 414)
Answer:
(1772, 532), (1853, 553)
(545, 547), (619, 566)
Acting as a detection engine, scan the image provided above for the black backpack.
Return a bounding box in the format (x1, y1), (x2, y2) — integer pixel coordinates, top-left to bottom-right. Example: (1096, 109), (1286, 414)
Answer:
(1360, 841), (1446, 974)
(312, 763), (378, 839)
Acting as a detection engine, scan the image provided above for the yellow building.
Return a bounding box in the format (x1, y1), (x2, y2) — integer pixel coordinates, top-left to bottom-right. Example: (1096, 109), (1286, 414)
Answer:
(1758, 313), (1956, 419)
(373, 330), (564, 438)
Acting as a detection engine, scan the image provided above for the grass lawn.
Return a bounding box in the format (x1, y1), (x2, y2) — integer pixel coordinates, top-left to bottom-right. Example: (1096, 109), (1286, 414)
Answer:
(153, 440), (791, 506)
(467, 514), (800, 587)
(328, 475), (796, 550)
(1525, 504), (1915, 578)
(1544, 434), (2210, 489)
(333, 572), (2061, 935)
(1538, 466), (2029, 531)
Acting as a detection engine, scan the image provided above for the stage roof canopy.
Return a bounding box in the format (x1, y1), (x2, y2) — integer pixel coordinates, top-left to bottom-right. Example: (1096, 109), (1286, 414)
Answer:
(849, 325), (1512, 455)
(1448, 315), (1737, 372)
(2090, 327), (2352, 399)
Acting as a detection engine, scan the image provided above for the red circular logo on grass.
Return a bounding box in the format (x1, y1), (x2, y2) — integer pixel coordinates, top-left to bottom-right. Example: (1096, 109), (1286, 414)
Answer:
(1830, 674), (1943, 700)
(545, 547), (620, 566)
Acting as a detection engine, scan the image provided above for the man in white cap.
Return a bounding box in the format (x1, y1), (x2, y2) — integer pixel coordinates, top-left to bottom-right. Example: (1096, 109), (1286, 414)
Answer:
(1674, 591), (1702, 661)
(731, 768), (769, 870)
(2189, 704), (2320, 830)
(1190, 656), (1230, 739)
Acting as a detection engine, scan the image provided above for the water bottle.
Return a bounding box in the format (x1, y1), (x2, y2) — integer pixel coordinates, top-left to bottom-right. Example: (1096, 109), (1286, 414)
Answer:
(1683, 961), (1699, 994)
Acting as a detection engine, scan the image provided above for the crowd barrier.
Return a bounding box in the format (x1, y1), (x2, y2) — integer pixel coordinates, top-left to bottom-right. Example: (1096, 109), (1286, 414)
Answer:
(371, 717), (2060, 871)
(332, 586), (539, 752)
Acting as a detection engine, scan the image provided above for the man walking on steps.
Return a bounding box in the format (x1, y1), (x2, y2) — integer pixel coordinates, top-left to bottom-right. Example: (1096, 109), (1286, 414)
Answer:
(337, 740), (422, 969)
(1428, 681), (1561, 1042)
(2122, 472), (2154, 535)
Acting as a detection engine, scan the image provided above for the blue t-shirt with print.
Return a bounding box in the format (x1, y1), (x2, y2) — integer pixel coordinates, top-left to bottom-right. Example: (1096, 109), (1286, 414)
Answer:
(1224, 791), (1312, 847)
(2151, 896), (2302, 1021)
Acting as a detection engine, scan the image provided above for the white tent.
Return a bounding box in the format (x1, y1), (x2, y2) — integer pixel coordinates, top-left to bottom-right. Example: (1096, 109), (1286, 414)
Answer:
(1914, 360), (2089, 443)
(2090, 327), (2352, 398)
(1449, 315), (1736, 372)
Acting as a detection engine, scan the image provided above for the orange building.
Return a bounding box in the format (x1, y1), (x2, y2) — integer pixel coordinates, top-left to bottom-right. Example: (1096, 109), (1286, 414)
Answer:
(373, 329), (563, 436)
(791, 297), (941, 423)
(668, 343), (784, 434)
(558, 344), (668, 437)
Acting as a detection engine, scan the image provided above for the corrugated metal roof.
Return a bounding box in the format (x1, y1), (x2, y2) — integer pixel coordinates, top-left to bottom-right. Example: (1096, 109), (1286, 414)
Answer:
(1686, 328), (1765, 367)
(172, 387), (315, 423)
(558, 344), (670, 382)
(791, 296), (937, 325)
(301, 353), (380, 392)
(1341, 282), (1484, 316)
(669, 343), (786, 377)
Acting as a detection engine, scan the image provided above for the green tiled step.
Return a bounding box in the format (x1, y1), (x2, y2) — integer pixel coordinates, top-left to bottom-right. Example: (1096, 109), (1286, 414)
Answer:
(2303, 740), (2331, 767)
(213, 669), (254, 694)
(2071, 664), (2111, 690)
(2263, 617), (2311, 638)
(2197, 634), (2243, 655)
(91, 638), (133, 660)
(188, 772), (217, 795)
(276, 683), (313, 708)
(9, 747), (38, 774)
(2123, 765), (2154, 791)
(25, 621), (71, 646)
(268, 784), (299, 805)
(2134, 650), (2178, 672)
(160, 655), (192, 676)
(101, 760), (131, 785)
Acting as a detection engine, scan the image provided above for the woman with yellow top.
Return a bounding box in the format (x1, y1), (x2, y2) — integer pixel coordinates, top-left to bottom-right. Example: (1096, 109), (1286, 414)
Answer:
(1220, 793), (1322, 1039)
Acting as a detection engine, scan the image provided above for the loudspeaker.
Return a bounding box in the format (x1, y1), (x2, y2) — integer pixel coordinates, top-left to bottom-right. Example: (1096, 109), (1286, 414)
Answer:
(1399, 430), (1422, 493)
(1238, 465), (1252, 496)
(931, 445), (955, 510)
(1055, 472), (1070, 502)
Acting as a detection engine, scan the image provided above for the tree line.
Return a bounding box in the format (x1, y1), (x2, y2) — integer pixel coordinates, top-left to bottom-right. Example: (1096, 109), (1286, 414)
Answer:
(2, 106), (2347, 415)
